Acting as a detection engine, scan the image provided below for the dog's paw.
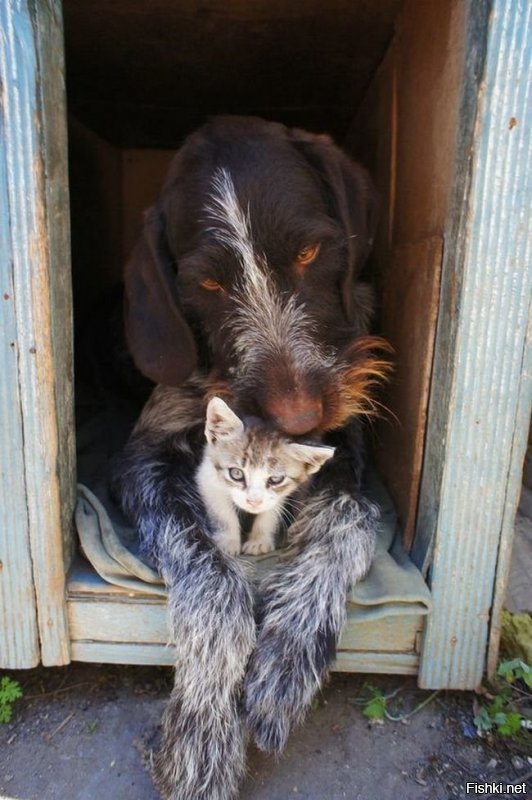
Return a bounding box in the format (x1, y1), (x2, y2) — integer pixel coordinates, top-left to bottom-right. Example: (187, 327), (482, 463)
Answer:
(242, 539), (274, 556)
(243, 652), (300, 753)
(243, 620), (334, 752)
(245, 704), (290, 753)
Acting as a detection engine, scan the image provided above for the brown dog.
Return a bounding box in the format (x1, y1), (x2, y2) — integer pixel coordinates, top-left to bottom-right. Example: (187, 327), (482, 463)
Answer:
(114, 116), (390, 800)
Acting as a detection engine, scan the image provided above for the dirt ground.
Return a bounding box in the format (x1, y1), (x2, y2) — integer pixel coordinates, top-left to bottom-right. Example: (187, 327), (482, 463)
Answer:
(1, 663), (530, 800)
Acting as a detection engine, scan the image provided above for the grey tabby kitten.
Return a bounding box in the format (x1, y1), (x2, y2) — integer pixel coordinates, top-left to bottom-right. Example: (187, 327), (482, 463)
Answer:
(196, 397), (335, 556)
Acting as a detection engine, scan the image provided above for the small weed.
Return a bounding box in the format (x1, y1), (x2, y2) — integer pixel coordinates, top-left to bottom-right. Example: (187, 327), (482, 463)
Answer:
(473, 659), (532, 739)
(0, 676), (23, 724)
(361, 685), (387, 720)
(85, 720), (100, 734)
(497, 659), (532, 689)
(352, 681), (439, 723)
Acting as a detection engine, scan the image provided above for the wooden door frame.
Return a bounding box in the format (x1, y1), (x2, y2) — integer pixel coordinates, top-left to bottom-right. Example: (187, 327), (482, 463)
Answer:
(414, 0), (531, 689)
(1, 0), (529, 682)
(0, 0), (74, 667)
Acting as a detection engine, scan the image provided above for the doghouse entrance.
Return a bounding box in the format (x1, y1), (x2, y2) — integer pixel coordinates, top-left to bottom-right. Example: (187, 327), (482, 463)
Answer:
(65, 0), (464, 538)
(61, 0), (466, 669)
(3, 0), (528, 684)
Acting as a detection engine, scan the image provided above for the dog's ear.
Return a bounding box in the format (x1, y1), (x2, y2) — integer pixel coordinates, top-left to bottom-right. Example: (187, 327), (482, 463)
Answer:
(289, 129), (379, 323)
(123, 204), (197, 386)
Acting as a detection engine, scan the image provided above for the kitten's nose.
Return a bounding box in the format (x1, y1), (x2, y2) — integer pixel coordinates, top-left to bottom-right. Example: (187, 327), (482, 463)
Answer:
(246, 496), (263, 509)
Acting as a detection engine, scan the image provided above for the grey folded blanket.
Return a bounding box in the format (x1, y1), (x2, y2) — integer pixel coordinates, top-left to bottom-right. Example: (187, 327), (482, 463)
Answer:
(74, 409), (430, 622)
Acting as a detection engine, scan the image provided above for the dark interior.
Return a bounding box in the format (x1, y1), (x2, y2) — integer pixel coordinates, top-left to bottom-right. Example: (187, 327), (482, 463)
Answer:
(63, 0), (402, 148)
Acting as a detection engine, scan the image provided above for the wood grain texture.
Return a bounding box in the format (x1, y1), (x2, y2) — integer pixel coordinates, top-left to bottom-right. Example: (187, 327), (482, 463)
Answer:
(0, 0), (74, 667)
(70, 642), (419, 674)
(418, 0), (531, 689)
(67, 593), (424, 656)
(347, 0), (465, 550)
(33, 0), (77, 598)
(67, 555), (425, 661)
(0, 0), (40, 669)
(377, 238), (443, 546)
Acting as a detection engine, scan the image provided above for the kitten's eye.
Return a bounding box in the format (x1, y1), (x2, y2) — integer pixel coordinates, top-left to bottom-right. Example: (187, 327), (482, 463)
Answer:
(295, 243), (320, 270)
(268, 475), (285, 487)
(228, 467), (244, 482)
(200, 278), (223, 292)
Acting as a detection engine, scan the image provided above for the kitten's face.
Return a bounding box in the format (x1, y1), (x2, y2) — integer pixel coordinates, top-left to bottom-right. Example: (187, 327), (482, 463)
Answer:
(204, 397), (335, 515)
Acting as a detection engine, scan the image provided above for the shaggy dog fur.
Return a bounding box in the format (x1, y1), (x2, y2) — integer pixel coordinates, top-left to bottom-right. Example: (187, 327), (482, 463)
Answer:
(112, 116), (390, 800)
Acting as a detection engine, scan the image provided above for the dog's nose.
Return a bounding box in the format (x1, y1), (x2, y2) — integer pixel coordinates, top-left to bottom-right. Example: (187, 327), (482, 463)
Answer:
(267, 396), (323, 435)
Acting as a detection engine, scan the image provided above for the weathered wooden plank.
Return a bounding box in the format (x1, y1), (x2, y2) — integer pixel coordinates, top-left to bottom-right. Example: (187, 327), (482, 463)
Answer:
(67, 594), (424, 655)
(377, 238), (443, 545)
(71, 642), (176, 666)
(68, 559), (425, 655)
(0, 0), (73, 666)
(488, 313), (532, 676)
(347, 0), (466, 548)
(412, 0), (491, 575)
(70, 641), (419, 674)
(68, 546), (428, 664)
(0, 1), (41, 668)
(333, 651), (419, 675)
(340, 613), (424, 653)
(418, 0), (531, 689)
(68, 601), (168, 645)
(33, 0), (77, 579)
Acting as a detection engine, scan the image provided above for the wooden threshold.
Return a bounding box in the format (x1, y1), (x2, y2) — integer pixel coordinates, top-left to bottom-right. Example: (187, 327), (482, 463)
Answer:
(67, 559), (422, 673)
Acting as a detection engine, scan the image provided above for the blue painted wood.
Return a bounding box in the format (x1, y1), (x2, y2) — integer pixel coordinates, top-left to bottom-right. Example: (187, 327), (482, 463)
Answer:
(29, 0), (76, 664)
(32, 0), (77, 578)
(418, 0), (532, 689)
(67, 560), (425, 658)
(0, 1), (41, 669)
(0, 0), (73, 667)
(70, 642), (420, 674)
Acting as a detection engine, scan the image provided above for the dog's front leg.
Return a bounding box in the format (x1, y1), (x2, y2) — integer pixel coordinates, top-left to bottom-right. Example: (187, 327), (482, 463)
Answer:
(114, 442), (255, 800)
(243, 481), (378, 753)
(155, 532), (255, 800)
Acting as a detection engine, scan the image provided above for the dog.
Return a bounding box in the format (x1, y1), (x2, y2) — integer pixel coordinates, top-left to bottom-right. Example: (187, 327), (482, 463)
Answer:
(113, 116), (390, 800)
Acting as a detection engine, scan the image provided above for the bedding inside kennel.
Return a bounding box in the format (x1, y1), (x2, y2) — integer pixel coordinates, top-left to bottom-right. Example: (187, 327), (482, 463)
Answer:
(2, 0), (529, 687)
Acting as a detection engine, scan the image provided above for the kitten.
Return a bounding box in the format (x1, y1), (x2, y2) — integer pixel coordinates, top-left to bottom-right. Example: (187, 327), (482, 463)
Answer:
(196, 397), (335, 556)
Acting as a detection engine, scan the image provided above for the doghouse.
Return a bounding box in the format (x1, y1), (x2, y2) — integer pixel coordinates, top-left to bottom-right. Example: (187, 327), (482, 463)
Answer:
(1, 0), (530, 691)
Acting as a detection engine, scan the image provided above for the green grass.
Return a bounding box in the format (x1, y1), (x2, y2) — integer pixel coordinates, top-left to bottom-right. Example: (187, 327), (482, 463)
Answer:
(0, 676), (23, 724)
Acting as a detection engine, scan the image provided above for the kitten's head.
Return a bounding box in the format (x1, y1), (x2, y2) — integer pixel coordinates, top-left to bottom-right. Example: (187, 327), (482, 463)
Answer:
(204, 397), (335, 514)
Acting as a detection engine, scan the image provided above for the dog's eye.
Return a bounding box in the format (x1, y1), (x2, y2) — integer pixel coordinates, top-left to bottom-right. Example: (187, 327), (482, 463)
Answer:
(200, 279), (223, 291)
(295, 243), (320, 268)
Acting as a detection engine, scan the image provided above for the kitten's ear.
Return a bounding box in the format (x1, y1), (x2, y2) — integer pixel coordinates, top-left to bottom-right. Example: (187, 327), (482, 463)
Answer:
(205, 397), (244, 444)
(288, 443), (336, 474)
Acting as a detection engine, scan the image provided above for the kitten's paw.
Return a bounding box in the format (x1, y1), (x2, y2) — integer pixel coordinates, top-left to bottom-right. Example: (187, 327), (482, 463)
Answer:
(217, 533), (241, 556)
(242, 539), (275, 555)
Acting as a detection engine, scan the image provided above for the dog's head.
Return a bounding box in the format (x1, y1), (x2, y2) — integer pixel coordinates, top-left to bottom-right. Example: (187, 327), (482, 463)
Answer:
(124, 116), (388, 435)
